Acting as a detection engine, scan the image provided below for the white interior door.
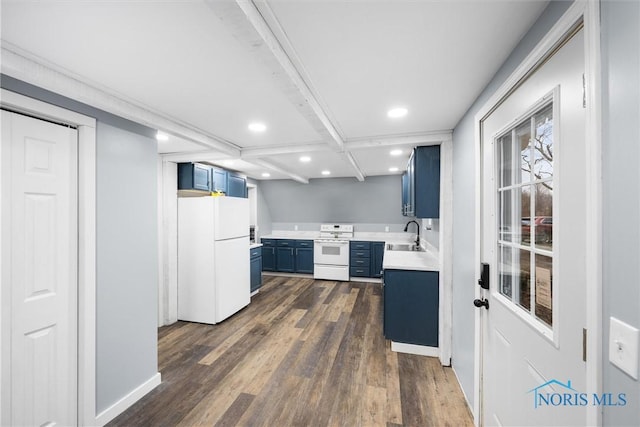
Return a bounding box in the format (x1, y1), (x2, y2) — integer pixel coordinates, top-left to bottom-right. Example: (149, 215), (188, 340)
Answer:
(479, 28), (587, 426)
(1, 110), (78, 426)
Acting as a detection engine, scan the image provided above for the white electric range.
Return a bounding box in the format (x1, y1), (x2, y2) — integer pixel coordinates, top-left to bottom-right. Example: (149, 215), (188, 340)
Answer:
(313, 224), (354, 281)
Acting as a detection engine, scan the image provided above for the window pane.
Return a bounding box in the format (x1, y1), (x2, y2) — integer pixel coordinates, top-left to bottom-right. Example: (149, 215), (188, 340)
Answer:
(535, 253), (553, 326)
(498, 133), (513, 187)
(533, 105), (553, 180)
(518, 121), (532, 184)
(498, 244), (513, 299)
(520, 186), (531, 246)
(534, 183), (553, 250)
(517, 249), (531, 312)
(499, 189), (514, 242)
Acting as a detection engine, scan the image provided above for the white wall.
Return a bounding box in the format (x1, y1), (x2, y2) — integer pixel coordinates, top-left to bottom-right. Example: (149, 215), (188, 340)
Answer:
(601, 1), (640, 424)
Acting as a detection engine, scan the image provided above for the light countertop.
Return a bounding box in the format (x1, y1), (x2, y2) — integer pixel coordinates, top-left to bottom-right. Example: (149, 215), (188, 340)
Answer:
(382, 247), (440, 272)
(249, 243), (263, 249)
(260, 230), (439, 272)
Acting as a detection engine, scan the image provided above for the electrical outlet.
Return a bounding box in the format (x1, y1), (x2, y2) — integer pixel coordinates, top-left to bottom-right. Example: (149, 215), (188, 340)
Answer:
(609, 317), (639, 379)
(294, 225), (298, 231)
(385, 226), (389, 232)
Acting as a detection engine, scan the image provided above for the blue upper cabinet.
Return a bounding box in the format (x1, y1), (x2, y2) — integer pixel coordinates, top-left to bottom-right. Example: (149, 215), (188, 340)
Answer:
(178, 163), (247, 198)
(403, 145), (440, 218)
(211, 167), (228, 194)
(177, 163), (211, 191)
(227, 172), (247, 198)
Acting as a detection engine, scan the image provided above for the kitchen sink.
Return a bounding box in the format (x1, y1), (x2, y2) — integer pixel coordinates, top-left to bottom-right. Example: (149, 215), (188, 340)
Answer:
(386, 243), (425, 252)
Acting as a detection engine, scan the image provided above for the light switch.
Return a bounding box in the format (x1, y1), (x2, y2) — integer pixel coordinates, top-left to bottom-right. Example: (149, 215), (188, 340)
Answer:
(609, 317), (639, 379)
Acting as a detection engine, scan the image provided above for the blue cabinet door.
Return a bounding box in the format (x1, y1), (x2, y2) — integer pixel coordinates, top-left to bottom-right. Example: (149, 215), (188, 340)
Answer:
(261, 241), (276, 272)
(383, 269), (439, 346)
(276, 247), (295, 272)
(227, 173), (247, 198)
(371, 242), (385, 278)
(275, 240), (295, 272)
(414, 146), (440, 218)
(177, 163), (211, 191)
(250, 254), (262, 292)
(211, 167), (228, 193)
(295, 248), (314, 273)
(401, 172), (410, 216)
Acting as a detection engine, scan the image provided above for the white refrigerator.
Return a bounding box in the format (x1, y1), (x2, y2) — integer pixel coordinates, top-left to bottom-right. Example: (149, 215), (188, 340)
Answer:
(178, 196), (250, 324)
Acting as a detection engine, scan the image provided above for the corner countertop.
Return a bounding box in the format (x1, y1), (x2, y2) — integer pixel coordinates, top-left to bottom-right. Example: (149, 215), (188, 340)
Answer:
(382, 246), (440, 272)
(259, 230), (439, 272)
(249, 243), (263, 249)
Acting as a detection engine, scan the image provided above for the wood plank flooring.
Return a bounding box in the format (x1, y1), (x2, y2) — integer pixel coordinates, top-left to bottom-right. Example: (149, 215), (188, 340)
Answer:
(107, 276), (473, 427)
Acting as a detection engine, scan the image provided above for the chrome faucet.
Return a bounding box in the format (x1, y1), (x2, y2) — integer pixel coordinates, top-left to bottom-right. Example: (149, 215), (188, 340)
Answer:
(404, 220), (420, 247)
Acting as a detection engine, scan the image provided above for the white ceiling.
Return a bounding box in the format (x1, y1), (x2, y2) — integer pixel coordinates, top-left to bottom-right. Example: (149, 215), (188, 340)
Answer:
(1, 0), (548, 182)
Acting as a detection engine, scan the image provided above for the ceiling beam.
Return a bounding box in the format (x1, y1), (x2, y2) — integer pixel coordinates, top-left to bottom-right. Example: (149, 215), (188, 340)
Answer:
(250, 158), (309, 184)
(1, 43), (241, 157)
(241, 142), (328, 158)
(161, 150), (233, 163)
(345, 130), (454, 150)
(205, 0), (365, 181)
(343, 152), (365, 182)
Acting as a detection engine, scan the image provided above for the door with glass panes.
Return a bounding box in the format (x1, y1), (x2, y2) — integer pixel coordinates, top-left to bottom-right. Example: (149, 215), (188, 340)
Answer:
(479, 28), (587, 426)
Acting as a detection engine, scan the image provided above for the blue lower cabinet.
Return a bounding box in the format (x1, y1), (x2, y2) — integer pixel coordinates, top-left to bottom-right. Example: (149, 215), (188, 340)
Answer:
(250, 247), (262, 292)
(383, 269), (439, 347)
(261, 239), (276, 271)
(371, 242), (385, 278)
(276, 247), (295, 272)
(349, 240), (383, 278)
(294, 240), (314, 273)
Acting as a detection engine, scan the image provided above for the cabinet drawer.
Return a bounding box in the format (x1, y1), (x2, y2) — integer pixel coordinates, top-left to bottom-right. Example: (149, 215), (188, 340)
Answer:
(350, 249), (370, 259)
(350, 266), (370, 277)
(351, 258), (370, 268)
(250, 247), (262, 258)
(261, 239), (276, 247)
(295, 239), (314, 248)
(350, 241), (371, 251)
(276, 239), (295, 247)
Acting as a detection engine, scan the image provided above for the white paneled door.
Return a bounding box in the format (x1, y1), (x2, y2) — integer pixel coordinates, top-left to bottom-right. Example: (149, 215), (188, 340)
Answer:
(2, 110), (78, 426)
(479, 29), (587, 426)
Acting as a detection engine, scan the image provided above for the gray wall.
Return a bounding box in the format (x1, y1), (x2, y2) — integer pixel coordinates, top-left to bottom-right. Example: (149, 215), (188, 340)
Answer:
(96, 123), (158, 412)
(259, 175), (407, 230)
(1, 76), (159, 414)
(601, 1), (640, 424)
(449, 1), (572, 406)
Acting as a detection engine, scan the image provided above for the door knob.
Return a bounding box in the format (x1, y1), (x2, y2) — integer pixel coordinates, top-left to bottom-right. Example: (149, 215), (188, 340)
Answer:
(473, 298), (489, 310)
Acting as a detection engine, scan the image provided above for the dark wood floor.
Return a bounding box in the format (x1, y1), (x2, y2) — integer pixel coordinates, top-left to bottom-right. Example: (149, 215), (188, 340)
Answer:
(108, 276), (473, 427)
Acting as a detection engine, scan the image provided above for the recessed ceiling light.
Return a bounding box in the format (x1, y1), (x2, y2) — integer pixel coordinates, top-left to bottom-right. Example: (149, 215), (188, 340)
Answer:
(248, 122), (267, 132)
(299, 156), (311, 162)
(387, 107), (408, 118)
(390, 149), (403, 156)
(321, 170), (331, 176)
(389, 167), (399, 172)
(261, 172), (271, 178)
(156, 132), (169, 141)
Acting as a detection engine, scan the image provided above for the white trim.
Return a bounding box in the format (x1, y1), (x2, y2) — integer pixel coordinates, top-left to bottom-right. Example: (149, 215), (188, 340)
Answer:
(439, 136), (453, 366)
(159, 160), (179, 326)
(583, 1), (603, 425)
(0, 89), (97, 426)
(391, 342), (439, 358)
(94, 373), (161, 427)
(472, 2), (602, 426)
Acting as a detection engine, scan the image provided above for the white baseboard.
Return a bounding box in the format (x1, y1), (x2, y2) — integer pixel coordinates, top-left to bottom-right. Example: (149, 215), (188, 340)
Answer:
(94, 372), (161, 426)
(349, 277), (382, 283)
(452, 365), (476, 421)
(391, 341), (440, 358)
